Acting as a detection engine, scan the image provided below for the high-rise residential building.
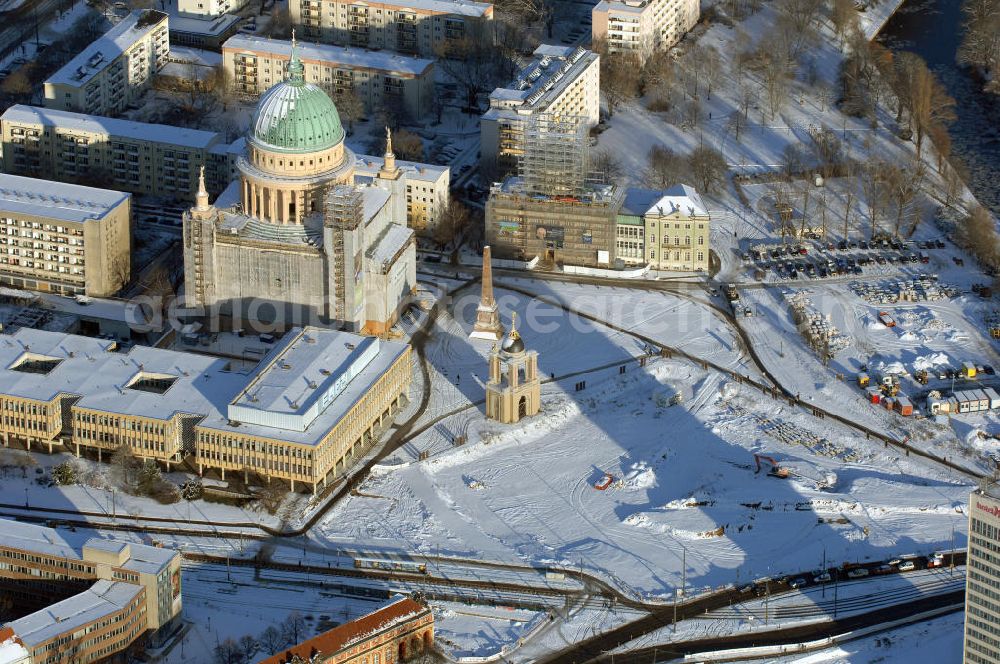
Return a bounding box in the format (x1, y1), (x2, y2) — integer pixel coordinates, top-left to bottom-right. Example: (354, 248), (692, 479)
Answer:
(0, 104), (237, 199)
(591, 0), (699, 63)
(0, 326), (412, 494)
(617, 184), (710, 272)
(0, 174), (131, 297)
(43, 10), (170, 117)
(290, 0), (494, 58)
(480, 45), (600, 179)
(0, 518), (182, 663)
(965, 485), (1000, 664)
(223, 35), (435, 121)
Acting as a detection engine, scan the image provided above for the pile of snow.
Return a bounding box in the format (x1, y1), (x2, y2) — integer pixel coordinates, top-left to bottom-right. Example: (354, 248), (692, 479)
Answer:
(622, 462), (657, 490)
(913, 353), (951, 371)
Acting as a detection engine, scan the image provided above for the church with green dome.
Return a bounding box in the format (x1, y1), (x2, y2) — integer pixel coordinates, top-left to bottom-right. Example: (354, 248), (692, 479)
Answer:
(182, 36), (419, 335)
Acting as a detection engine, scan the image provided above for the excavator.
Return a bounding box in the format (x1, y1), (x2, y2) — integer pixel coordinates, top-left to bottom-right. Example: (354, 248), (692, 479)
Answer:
(754, 454), (790, 479)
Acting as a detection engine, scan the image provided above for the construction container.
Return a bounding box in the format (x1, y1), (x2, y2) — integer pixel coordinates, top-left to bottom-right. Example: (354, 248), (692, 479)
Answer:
(867, 387), (881, 404)
(963, 362), (977, 378)
(858, 373), (870, 388)
(895, 397), (913, 416)
(883, 397), (895, 411)
(983, 387), (1000, 410)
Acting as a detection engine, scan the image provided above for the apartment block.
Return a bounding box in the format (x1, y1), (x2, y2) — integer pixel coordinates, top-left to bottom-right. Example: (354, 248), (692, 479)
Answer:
(43, 10), (170, 117)
(223, 35), (435, 120)
(965, 486), (1000, 664)
(355, 153), (449, 232)
(0, 104), (236, 199)
(618, 184), (710, 272)
(0, 326), (412, 494)
(178, 0), (247, 18)
(592, 0), (698, 62)
(290, 0), (493, 58)
(0, 518), (182, 664)
(0, 174), (131, 297)
(480, 45), (600, 179)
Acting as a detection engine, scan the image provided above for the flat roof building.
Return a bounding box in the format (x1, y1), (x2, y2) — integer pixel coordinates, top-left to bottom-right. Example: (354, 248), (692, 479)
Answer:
(223, 35), (435, 121)
(291, 0), (493, 58)
(481, 45), (600, 179)
(354, 153), (449, 233)
(592, 0), (698, 63)
(0, 326), (412, 493)
(0, 173), (131, 297)
(168, 13), (242, 50)
(0, 519), (182, 662)
(43, 10), (170, 117)
(0, 104), (232, 199)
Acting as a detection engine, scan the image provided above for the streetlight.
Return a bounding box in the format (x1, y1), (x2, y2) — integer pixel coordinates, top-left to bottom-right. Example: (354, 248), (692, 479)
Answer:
(24, 487), (28, 509)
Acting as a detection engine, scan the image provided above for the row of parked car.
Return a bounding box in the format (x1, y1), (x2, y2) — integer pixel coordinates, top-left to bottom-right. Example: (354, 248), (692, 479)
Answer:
(743, 239), (941, 281)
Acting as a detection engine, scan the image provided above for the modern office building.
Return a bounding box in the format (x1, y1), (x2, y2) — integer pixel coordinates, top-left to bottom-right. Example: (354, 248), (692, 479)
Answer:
(0, 104), (237, 199)
(223, 35), (435, 121)
(480, 45), (600, 179)
(591, 0), (699, 62)
(965, 485), (1000, 664)
(261, 596), (433, 664)
(43, 10), (170, 117)
(617, 184), (710, 271)
(290, 0), (493, 58)
(0, 518), (182, 663)
(354, 153), (449, 233)
(0, 326), (412, 493)
(168, 13), (243, 50)
(0, 174), (131, 297)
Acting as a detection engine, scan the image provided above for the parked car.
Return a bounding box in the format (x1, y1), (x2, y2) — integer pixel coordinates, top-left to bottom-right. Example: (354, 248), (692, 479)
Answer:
(789, 577), (808, 589)
(813, 572), (832, 583)
(847, 567), (870, 579)
(899, 560), (917, 572)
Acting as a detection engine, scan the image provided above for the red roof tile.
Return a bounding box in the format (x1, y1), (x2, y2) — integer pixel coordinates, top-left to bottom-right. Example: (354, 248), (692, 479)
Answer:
(257, 598), (430, 664)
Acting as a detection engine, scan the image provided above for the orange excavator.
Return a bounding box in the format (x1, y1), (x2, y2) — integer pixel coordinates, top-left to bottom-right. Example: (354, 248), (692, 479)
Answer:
(754, 454), (790, 479)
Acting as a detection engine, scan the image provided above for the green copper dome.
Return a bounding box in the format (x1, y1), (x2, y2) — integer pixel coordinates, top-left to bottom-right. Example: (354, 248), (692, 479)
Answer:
(250, 39), (344, 153)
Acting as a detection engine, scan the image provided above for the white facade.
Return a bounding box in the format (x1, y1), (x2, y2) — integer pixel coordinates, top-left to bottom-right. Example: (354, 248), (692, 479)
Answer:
(178, 0), (247, 17)
(223, 35), (435, 120)
(43, 11), (169, 117)
(592, 0), (698, 62)
(480, 45), (600, 178)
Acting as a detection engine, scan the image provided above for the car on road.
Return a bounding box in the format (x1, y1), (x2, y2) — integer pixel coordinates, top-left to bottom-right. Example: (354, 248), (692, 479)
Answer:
(847, 567), (870, 579)
(789, 577), (808, 589)
(899, 560), (917, 572)
(813, 572), (832, 583)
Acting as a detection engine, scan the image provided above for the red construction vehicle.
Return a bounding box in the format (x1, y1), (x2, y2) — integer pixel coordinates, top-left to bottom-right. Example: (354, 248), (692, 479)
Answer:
(753, 454), (790, 479)
(878, 311), (896, 327)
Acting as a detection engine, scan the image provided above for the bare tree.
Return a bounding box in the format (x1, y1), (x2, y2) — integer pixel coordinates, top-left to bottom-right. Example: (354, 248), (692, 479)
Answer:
(957, 0), (1000, 94)
(781, 143), (806, 180)
(860, 159), (892, 239)
(433, 200), (471, 247)
(942, 160), (969, 208)
(774, 0), (823, 60)
(597, 43), (642, 116)
(282, 612), (308, 646)
(263, 8), (292, 38)
(702, 46), (724, 100)
(238, 635), (259, 661)
(830, 0), (859, 44)
(433, 22), (519, 112)
(885, 159), (925, 237)
(726, 110), (747, 141)
(110, 255), (131, 292)
(688, 146), (728, 194)
(956, 205), (1000, 269)
(333, 89), (365, 131)
(213, 638), (245, 664)
(642, 50), (676, 111)
(895, 53), (956, 158)
(391, 129), (424, 161)
(258, 626), (285, 655)
(589, 149), (623, 182)
(644, 145), (686, 189)
(0, 68), (33, 104)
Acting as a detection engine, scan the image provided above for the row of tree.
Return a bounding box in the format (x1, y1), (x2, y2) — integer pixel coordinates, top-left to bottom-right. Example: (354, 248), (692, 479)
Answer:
(957, 0), (1000, 94)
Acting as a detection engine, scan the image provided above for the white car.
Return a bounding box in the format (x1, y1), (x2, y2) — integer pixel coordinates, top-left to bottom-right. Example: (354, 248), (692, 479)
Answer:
(847, 568), (870, 579)
(813, 572), (832, 584)
(899, 561), (916, 572)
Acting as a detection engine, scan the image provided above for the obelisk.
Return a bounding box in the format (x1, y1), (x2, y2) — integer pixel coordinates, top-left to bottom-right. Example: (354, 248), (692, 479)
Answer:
(470, 246), (505, 341)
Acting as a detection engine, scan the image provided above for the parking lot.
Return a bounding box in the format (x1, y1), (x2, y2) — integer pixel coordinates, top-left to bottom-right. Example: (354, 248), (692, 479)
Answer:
(740, 237), (949, 282)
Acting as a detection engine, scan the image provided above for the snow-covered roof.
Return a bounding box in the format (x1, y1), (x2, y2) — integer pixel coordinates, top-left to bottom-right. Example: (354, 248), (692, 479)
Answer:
(0, 174), (129, 223)
(367, 223), (414, 273)
(354, 154), (448, 184)
(168, 44), (223, 67)
(1, 105), (222, 150)
(223, 35), (434, 76)
(621, 187), (663, 217)
(643, 184), (709, 218)
(46, 10), (168, 88)
(6, 580), (143, 648)
(2, 518), (83, 560)
(258, 597), (430, 664)
(168, 12), (240, 36)
(84, 538), (176, 575)
(592, 0), (650, 16)
(0, 631), (28, 664)
(361, 185), (391, 224)
(486, 44), (597, 115)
